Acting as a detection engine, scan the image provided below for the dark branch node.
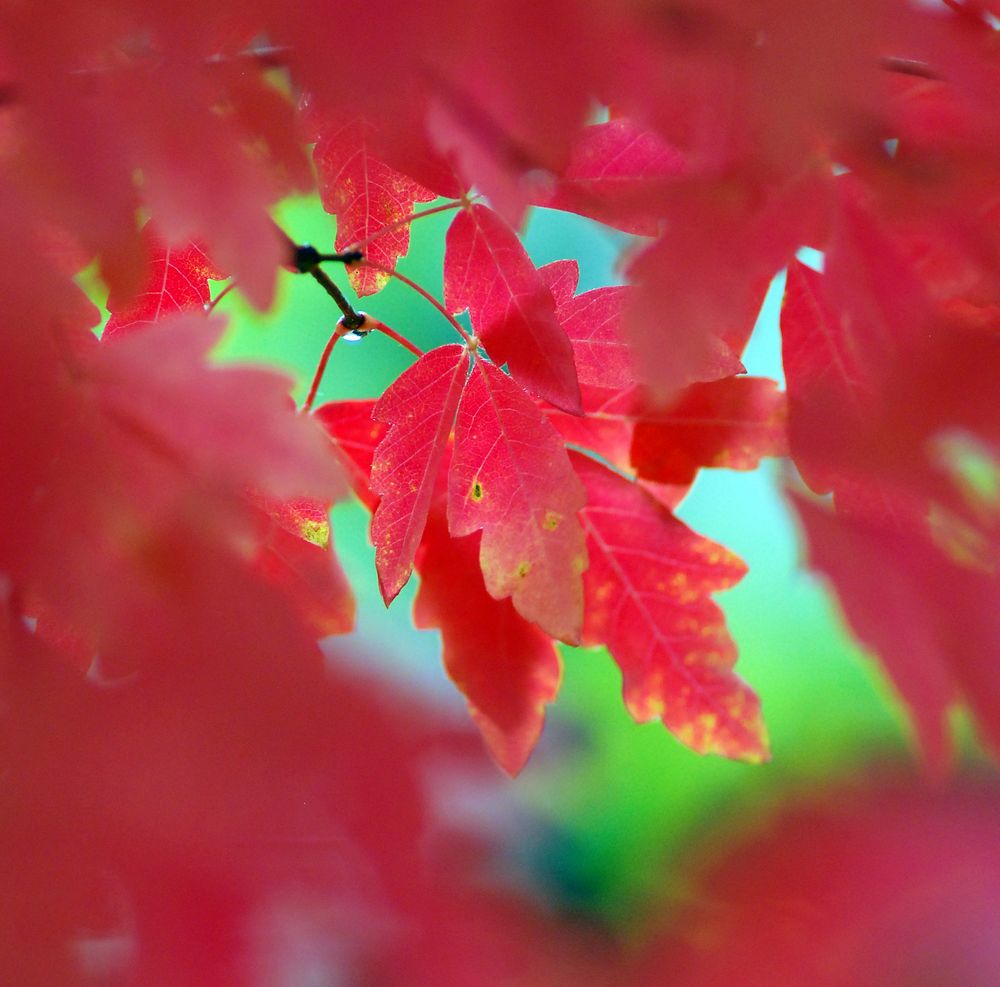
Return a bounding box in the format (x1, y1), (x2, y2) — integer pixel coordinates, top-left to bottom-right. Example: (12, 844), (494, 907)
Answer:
(290, 243), (364, 272)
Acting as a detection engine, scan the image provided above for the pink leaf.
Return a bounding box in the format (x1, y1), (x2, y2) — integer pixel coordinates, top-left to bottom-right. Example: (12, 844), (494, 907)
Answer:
(631, 377), (787, 485)
(313, 118), (436, 297)
(573, 452), (767, 762)
(540, 118), (685, 236)
(537, 259), (580, 308)
(545, 384), (639, 472)
(414, 512), (561, 776)
(449, 358), (587, 643)
(554, 283), (635, 390)
(104, 228), (225, 339)
(370, 345), (469, 604)
(444, 204), (581, 413)
(312, 399), (386, 509)
(780, 259), (873, 494)
(793, 494), (960, 774)
(251, 497), (356, 637)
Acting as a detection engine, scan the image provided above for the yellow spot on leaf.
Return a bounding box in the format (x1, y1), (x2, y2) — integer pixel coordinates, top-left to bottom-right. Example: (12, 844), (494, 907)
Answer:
(471, 480), (484, 502)
(297, 518), (330, 549)
(517, 561), (531, 578)
(542, 510), (562, 531)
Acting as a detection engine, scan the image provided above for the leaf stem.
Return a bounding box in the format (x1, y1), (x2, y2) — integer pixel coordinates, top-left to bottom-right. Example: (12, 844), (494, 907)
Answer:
(302, 330), (341, 413)
(205, 280), (238, 314)
(348, 199), (468, 252)
(363, 260), (473, 345)
(373, 320), (424, 357)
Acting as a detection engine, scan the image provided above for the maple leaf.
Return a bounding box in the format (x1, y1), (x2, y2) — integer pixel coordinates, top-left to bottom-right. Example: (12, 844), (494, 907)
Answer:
(312, 398), (386, 509)
(93, 314), (343, 502)
(793, 493), (957, 772)
(540, 118), (685, 236)
(625, 171), (824, 400)
(449, 358), (587, 644)
(4, 306), (346, 686)
(780, 184), (1000, 559)
(537, 258), (581, 308)
(104, 227), (226, 339)
(780, 258), (872, 495)
(630, 376), (787, 486)
(313, 117), (437, 297)
(545, 383), (639, 473)
(547, 277), (635, 390)
(251, 495), (356, 637)
(572, 452), (767, 762)
(413, 512), (561, 776)
(370, 344), (468, 604)
(634, 780), (1000, 987)
(823, 183), (935, 381)
(444, 203), (582, 413)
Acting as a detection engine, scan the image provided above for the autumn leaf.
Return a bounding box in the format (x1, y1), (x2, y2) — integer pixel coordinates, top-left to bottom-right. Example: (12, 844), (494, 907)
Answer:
(793, 493), (952, 770)
(537, 259), (581, 308)
(414, 511), (561, 776)
(251, 495), (356, 637)
(370, 344), (469, 604)
(572, 452), (767, 762)
(549, 280), (635, 390)
(545, 384), (639, 473)
(93, 314), (343, 502)
(626, 170), (824, 400)
(104, 227), (225, 339)
(631, 376), (787, 486)
(444, 203), (581, 413)
(780, 258), (871, 495)
(313, 117), (437, 297)
(634, 780), (1000, 987)
(823, 182), (935, 380)
(449, 358), (587, 643)
(540, 118), (685, 236)
(313, 399), (386, 509)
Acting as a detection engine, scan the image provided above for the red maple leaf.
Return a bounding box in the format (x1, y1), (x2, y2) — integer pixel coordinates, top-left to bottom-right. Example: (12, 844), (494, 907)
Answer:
(625, 170), (823, 400)
(313, 398), (386, 509)
(369, 344), (468, 604)
(104, 226), (226, 339)
(449, 358), (587, 643)
(250, 495), (356, 638)
(540, 118), (685, 236)
(444, 203), (582, 414)
(780, 258), (872, 495)
(414, 511), (561, 776)
(547, 277), (635, 390)
(573, 452), (767, 762)
(545, 383), (640, 474)
(631, 376), (787, 486)
(313, 117), (437, 297)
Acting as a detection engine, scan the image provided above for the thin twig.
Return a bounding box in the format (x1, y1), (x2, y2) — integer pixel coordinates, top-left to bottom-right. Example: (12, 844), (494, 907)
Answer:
(275, 224), (365, 330)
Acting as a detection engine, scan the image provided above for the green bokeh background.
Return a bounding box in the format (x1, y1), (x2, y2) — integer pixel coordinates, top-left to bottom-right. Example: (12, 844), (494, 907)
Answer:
(195, 194), (974, 927)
